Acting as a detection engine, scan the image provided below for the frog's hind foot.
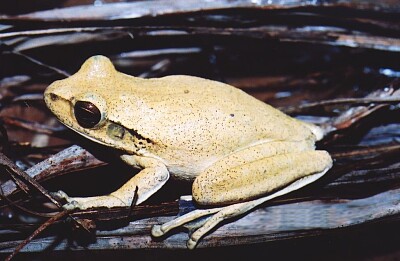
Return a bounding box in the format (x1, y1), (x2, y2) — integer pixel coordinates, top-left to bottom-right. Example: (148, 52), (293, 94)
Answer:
(152, 169), (330, 249)
(151, 205), (221, 238)
(151, 199), (256, 249)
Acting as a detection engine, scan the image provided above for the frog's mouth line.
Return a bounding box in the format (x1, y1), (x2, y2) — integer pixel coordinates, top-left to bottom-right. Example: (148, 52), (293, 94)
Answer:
(64, 119), (156, 154)
(64, 123), (110, 147)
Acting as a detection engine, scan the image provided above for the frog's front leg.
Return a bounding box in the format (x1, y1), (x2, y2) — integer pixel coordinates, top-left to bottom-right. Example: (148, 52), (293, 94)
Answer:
(57, 155), (169, 210)
(152, 141), (332, 249)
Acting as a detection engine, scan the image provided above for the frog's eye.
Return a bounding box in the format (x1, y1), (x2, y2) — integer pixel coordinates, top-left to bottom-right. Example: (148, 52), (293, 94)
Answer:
(74, 101), (102, 128)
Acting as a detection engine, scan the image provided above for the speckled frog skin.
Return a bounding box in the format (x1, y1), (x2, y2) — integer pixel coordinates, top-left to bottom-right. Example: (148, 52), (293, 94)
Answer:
(44, 55), (332, 249)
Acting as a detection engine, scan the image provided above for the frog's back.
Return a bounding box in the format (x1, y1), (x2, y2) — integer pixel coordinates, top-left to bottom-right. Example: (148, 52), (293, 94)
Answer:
(143, 75), (314, 143)
(114, 75), (316, 167)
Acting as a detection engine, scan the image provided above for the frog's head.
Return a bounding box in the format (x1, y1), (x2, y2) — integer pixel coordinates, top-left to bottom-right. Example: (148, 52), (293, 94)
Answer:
(44, 55), (138, 153)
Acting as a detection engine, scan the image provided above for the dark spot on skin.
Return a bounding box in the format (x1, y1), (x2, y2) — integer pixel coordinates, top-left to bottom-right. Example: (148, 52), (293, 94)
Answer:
(184, 90), (189, 94)
(127, 128), (154, 144)
(230, 114), (235, 117)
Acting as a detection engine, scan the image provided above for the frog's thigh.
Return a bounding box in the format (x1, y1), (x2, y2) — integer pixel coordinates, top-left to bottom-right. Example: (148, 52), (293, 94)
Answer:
(206, 140), (314, 175)
(193, 150), (332, 206)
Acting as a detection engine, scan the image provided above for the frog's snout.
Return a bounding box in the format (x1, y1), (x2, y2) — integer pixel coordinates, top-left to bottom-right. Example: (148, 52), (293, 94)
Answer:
(44, 78), (75, 105)
(43, 82), (73, 124)
(44, 85), (54, 106)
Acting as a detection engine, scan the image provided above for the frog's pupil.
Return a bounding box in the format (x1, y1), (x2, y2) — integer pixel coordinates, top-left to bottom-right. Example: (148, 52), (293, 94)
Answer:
(74, 101), (101, 128)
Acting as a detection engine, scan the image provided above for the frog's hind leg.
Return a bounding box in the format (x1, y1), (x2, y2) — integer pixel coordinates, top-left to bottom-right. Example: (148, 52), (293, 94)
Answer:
(152, 167), (329, 249)
(152, 146), (332, 249)
(186, 167), (329, 249)
(152, 140), (312, 237)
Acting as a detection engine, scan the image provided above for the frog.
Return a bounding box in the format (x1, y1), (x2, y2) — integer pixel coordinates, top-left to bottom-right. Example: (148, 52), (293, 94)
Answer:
(44, 55), (333, 249)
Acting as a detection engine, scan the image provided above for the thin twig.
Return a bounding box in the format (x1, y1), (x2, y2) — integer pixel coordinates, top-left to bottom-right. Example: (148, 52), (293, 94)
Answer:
(127, 186), (139, 219)
(0, 145), (106, 198)
(0, 152), (91, 235)
(0, 153), (61, 208)
(9, 51), (70, 77)
(6, 169), (30, 195)
(5, 210), (71, 261)
(0, 27), (108, 39)
(0, 185), (55, 218)
(282, 96), (400, 114)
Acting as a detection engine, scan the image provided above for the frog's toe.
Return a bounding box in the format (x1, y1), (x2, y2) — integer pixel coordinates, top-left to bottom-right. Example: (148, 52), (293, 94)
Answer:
(151, 225), (164, 237)
(51, 190), (70, 200)
(186, 238), (198, 250)
(63, 200), (81, 210)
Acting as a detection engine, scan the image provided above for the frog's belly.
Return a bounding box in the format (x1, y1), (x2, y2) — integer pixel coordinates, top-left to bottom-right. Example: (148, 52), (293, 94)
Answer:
(166, 156), (221, 181)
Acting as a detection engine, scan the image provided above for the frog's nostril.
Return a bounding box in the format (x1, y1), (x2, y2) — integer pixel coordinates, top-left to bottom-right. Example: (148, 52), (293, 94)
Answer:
(49, 93), (58, 101)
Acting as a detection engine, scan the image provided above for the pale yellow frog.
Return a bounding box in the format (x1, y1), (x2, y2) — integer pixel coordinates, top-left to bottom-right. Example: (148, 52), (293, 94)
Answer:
(44, 55), (332, 249)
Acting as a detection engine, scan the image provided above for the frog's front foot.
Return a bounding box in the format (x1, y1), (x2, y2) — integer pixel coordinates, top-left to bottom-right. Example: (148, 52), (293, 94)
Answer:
(51, 190), (82, 210)
(51, 190), (70, 201)
(63, 200), (81, 210)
